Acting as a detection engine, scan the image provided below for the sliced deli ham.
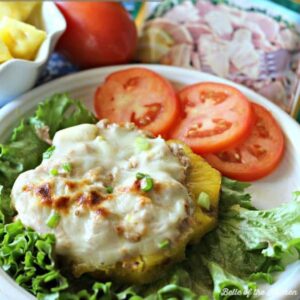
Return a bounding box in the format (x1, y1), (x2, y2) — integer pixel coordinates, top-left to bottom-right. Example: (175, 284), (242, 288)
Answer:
(164, 1), (200, 24)
(229, 29), (261, 79)
(204, 10), (233, 38)
(191, 51), (201, 70)
(196, 0), (215, 17)
(186, 22), (211, 42)
(258, 80), (287, 109)
(199, 34), (231, 77)
(276, 28), (300, 51)
(137, 0), (300, 114)
(246, 12), (280, 42)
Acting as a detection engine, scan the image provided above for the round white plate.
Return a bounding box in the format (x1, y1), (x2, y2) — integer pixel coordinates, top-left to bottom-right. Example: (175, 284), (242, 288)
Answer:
(0, 65), (300, 300)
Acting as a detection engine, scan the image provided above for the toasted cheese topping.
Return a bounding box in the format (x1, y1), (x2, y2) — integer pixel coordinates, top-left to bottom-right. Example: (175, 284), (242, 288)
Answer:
(12, 120), (194, 274)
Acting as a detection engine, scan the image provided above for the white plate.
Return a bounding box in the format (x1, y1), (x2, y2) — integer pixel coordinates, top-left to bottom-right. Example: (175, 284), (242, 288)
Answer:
(0, 65), (299, 300)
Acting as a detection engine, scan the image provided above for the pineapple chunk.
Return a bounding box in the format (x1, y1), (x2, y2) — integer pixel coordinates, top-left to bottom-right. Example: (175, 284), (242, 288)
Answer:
(0, 1), (39, 22)
(137, 27), (174, 63)
(0, 36), (12, 63)
(0, 16), (46, 60)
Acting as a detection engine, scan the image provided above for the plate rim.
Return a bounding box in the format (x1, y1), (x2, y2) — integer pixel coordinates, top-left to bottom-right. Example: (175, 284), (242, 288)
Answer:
(1, 64), (300, 132)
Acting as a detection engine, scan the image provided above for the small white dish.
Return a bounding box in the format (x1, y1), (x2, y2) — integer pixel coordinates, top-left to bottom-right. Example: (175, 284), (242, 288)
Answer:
(0, 2), (66, 107)
(0, 65), (299, 299)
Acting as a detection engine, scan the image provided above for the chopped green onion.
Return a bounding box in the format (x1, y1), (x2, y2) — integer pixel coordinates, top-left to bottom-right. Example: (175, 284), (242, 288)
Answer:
(46, 211), (61, 228)
(136, 172), (154, 192)
(49, 168), (59, 176)
(141, 176), (154, 192)
(197, 192), (211, 210)
(135, 136), (150, 151)
(125, 214), (133, 223)
(62, 163), (72, 173)
(96, 135), (105, 141)
(106, 186), (113, 194)
(158, 239), (170, 249)
(43, 146), (55, 159)
(136, 172), (146, 180)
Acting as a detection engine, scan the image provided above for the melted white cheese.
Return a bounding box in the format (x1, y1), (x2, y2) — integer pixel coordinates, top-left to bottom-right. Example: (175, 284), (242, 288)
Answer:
(12, 120), (194, 274)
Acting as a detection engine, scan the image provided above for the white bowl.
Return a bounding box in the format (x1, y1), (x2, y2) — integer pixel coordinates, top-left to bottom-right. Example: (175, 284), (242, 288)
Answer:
(0, 2), (66, 107)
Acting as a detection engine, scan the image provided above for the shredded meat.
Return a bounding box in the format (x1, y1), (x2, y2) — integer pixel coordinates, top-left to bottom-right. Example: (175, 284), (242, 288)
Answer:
(35, 125), (52, 145)
(168, 143), (190, 177)
(35, 183), (52, 205)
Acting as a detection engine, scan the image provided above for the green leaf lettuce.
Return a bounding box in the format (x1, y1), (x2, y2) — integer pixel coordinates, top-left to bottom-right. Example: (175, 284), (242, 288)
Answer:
(0, 95), (299, 299)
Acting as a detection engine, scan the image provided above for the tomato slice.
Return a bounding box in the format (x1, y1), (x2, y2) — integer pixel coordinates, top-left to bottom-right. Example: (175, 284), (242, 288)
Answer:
(169, 82), (253, 153)
(94, 68), (180, 136)
(204, 103), (285, 181)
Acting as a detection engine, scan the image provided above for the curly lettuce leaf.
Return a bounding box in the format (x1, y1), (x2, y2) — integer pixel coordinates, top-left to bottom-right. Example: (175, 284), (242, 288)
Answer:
(0, 186), (14, 222)
(223, 201), (300, 259)
(0, 217), (141, 300)
(220, 177), (254, 210)
(30, 93), (97, 138)
(0, 94), (97, 221)
(155, 284), (197, 300)
(0, 94), (96, 188)
(196, 189), (300, 299)
(0, 120), (48, 187)
(136, 180), (300, 299)
(0, 221), (68, 295)
(207, 262), (256, 300)
(43, 282), (115, 300)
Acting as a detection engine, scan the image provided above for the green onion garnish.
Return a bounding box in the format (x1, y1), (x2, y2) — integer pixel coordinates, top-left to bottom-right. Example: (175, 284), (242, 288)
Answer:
(62, 163), (72, 173)
(135, 137), (150, 151)
(46, 211), (61, 228)
(136, 173), (154, 192)
(96, 135), (105, 141)
(43, 146), (55, 159)
(158, 240), (170, 249)
(50, 168), (59, 176)
(125, 214), (133, 222)
(136, 172), (146, 180)
(141, 176), (154, 192)
(106, 186), (113, 194)
(197, 192), (211, 210)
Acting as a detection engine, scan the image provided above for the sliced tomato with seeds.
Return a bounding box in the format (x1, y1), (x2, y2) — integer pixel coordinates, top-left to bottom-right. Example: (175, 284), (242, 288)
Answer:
(204, 103), (285, 181)
(169, 82), (253, 153)
(94, 68), (180, 136)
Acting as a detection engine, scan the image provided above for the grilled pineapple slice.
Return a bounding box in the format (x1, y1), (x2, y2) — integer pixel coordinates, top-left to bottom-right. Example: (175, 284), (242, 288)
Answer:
(0, 16), (46, 60)
(176, 141), (221, 243)
(0, 36), (12, 63)
(0, 1), (39, 22)
(90, 141), (221, 284)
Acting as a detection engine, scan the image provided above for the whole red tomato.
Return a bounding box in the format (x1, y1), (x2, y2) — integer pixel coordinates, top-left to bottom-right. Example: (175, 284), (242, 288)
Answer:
(55, 2), (137, 68)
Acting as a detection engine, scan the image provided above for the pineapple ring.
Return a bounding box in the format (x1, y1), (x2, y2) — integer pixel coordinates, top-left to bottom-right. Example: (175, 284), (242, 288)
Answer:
(90, 140), (221, 284)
